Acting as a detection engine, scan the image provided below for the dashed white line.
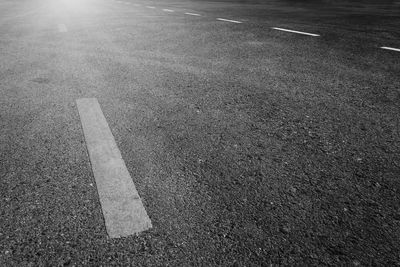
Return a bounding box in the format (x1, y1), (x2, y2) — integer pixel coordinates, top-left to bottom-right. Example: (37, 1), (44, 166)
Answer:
(57, 24), (67, 33)
(185, 12), (201, 16)
(76, 98), (152, 238)
(217, 18), (242, 24)
(272, 27), (320, 37)
(381, 46), (400, 52)
(113, 1), (390, 55)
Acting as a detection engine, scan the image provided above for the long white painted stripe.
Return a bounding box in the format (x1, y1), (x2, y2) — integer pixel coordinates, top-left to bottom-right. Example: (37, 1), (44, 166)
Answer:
(58, 24), (67, 33)
(217, 18), (242, 24)
(185, 12), (201, 16)
(381, 46), (400, 52)
(272, 27), (319, 37)
(76, 98), (152, 238)
(162, 9), (174, 12)
(146, 6), (155, 8)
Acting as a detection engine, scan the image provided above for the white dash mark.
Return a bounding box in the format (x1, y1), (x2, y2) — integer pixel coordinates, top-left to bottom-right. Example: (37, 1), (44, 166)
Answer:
(146, 6), (155, 8)
(381, 46), (400, 52)
(162, 9), (174, 12)
(58, 24), (67, 33)
(272, 27), (320, 37)
(76, 98), (152, 238)
(185, 12), (201, 16)
(216, 18), (242, 24)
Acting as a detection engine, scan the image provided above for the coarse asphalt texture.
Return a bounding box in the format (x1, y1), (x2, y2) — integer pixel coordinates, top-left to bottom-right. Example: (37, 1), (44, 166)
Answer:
(0, 0), (400, 265)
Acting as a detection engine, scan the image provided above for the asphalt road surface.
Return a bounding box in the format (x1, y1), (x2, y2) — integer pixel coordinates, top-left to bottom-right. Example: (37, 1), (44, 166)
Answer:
(1, 0), (400, 265)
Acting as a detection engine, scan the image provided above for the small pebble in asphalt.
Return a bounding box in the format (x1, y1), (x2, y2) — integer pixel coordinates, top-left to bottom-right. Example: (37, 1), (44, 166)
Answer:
(280, 226), (290, 234)
(290, 186), (297, 194)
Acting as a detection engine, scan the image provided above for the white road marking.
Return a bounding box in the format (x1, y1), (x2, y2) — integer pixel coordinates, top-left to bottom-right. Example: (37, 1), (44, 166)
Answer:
(146, 6), (155, 8)
(185, 12), (201, 16)
(76, 98), (152, 238)
(381, 46), (400, 52)
(216, 18), (242, 24)
(162, 9), (174, 12)
(57, 24), (67, 33)
(272, 27), (320, 37)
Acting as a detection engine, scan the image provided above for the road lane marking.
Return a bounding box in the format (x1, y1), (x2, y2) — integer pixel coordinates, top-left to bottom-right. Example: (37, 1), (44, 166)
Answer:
(76, 98), (152, 238)
(58, 24), (67, 33)
(146, 6), (155, 9)
(162, 9), (174, 12)
(272, 27), (320, 37)
(217, 18), (242, 24)
(381, 46), (400, 52)
(185, 12), (201, 16)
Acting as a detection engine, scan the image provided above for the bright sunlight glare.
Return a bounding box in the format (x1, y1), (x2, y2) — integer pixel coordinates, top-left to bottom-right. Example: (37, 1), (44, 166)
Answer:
(59, 0), (90, 11)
